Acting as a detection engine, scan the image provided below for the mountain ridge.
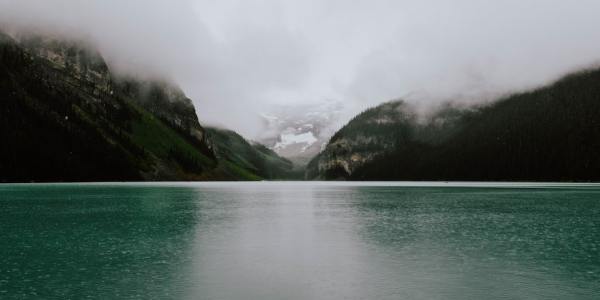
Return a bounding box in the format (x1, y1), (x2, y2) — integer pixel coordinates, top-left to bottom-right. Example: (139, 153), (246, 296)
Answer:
(307, 68), (600, 181)
(0, 30), (289, 182)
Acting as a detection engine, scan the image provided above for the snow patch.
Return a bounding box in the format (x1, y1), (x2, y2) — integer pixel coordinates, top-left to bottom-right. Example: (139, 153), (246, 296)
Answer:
(274, 131), (318, 152)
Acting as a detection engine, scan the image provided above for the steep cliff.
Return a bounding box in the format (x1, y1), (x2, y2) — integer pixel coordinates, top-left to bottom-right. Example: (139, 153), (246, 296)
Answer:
(0, 31), (221, 182)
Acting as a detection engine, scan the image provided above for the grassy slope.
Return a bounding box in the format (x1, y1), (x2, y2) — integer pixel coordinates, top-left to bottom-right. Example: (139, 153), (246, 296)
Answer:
(128, 102), (216, 176)
(206, 127), (296, 180)
(0, 32), (226, 182)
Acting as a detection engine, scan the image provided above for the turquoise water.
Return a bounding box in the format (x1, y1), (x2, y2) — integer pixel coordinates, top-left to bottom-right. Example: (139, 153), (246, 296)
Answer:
(0, 182), (599, 299)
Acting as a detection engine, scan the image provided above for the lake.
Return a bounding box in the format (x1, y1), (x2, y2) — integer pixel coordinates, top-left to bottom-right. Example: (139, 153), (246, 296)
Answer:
(1, 182), (599, 299)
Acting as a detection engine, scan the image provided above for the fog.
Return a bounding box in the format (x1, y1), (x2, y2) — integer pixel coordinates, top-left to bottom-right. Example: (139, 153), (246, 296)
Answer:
(2, 0), (600, 138)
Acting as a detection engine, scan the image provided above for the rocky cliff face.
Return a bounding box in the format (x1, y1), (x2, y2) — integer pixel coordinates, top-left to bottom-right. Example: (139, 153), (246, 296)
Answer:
(0, 30), (219, 182)
(0, 29), (296, 182)
(17, 32), (209, 144)
(114, 79), (207, 142)
(306, 101), (416, 179)
(17, 34), (113, 97)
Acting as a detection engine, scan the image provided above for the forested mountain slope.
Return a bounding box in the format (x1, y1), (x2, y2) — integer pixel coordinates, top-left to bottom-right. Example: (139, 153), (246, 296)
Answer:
(207, 127), (298, 180)
(0, 30), (288, 182)
(308, 68), (600, 181)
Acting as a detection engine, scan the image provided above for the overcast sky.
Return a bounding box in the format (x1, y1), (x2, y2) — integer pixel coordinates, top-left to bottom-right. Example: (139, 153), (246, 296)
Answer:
(2, 0), (600, 137)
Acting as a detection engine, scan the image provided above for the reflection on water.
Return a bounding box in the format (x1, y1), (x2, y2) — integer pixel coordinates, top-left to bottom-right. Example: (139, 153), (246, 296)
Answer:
(0, 183), (599, 299)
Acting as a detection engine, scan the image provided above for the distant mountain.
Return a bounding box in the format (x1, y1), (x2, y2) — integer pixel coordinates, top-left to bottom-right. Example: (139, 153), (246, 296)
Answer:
(0, 30), (285, 182)
(257, 101), (343, 166)
(206, 127), (299, 180)
(307, 68), (600, 181)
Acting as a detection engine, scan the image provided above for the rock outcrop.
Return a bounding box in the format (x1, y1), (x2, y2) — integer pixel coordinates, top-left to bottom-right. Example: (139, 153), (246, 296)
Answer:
(0, 30), (218, 182)
(308, 69), (600, 181)
(0, 29), (294, 182)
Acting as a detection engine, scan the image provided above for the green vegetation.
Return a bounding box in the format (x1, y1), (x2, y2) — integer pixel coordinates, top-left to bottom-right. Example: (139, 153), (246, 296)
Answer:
(11, 27), (600, 183)
(0, 31), (289, 182)
(312, 68), (600, 182)
(206, 127), (299, 180)
(128, 103), (215, 168)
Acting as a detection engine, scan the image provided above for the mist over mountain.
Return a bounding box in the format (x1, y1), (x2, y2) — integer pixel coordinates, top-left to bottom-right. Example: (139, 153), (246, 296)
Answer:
(3, 1), (600, 139)
(0, 30), (290, 182)
(308, 68), (600, 181)
(257, 100), (343, 166)
(3, 4), (600, 300)
(3, 2), (600, 182)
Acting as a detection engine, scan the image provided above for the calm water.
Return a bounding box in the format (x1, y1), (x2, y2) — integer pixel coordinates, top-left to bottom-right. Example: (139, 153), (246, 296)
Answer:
(1, 182), (599, 299)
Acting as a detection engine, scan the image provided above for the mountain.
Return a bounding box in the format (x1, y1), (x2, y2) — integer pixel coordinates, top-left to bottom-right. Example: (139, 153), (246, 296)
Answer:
(307, 68), (600, 181)
(257, 101), (343, 166)
(206, 127), (299, 180)
(0, 30), (285, 182)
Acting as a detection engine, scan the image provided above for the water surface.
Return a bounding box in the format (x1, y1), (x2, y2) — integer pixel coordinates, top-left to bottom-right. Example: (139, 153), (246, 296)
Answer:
(1, 182), (599, 299)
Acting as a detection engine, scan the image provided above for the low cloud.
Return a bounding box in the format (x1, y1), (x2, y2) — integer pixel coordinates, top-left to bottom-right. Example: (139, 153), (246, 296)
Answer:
(2, 0), (600, 137)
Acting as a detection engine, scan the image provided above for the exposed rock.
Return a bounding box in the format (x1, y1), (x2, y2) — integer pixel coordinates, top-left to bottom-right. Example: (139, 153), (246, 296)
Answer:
(0, 29), (219, 182)
(306, 101), (415, 179)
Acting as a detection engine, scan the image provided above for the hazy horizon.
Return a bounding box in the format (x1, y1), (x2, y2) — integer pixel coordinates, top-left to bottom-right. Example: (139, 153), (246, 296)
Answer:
(2, 0), (600, 138)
